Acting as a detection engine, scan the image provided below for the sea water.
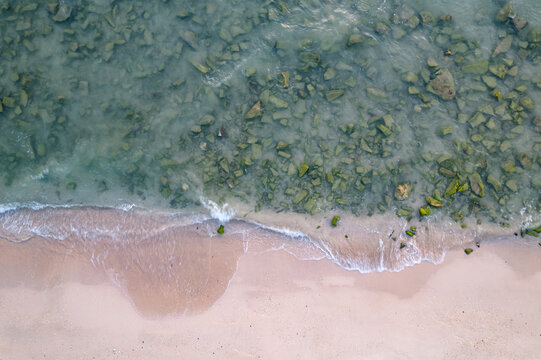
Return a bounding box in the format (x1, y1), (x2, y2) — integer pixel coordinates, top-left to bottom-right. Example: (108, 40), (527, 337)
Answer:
(0, 0), (540, 278)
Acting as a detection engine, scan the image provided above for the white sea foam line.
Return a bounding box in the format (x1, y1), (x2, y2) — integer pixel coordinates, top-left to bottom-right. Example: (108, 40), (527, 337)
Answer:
(242, 218), (335, 261)
(199, 197), (236, 223)
(0, 201), (141, 214)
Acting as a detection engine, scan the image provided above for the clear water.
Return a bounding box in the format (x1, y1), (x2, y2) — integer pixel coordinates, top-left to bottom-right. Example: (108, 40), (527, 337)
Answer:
(0, 0), (540, 272)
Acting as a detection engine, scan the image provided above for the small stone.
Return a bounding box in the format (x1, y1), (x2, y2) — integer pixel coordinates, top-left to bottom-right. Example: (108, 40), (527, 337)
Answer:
(366, 87), (388, 100)
(269, 96), (288, 108)
(180, 30), (198, 49)
(462, 60), (489, 74)
(52, 5), (71, 22)
(298, 162), (309, 177)
(489, 64), (507, 79)
(419, 11), (436, 26)
(280, 72), (290, 88)
(493, 36), (512, 57)
(392, 27), (407, 40)
(469, 172), (485, 197)
(505, 179), (518, 192)
(487, 174), (503, 191)
(445, 179), (459, 197)
(439, 14), (452, 23)
(189, 59), (210, 74)
(519, 97), (534, 111)
(326, 89), (344, 101)
(407, 15), (420, 29)
(419, 206), (431, 216)
(377, 124), (392, 136)
(495, 4), (514, 22)
(347, 33), (364, 46)
(527, 28), (541, 43)
(402, 72), (418, 83)
(375, 23), (390, 34)
(469, 112), (486, 127)
(324, 68), (336, 80)
(394, 183), (411, 200)
(19, 90), (28, 107)
(426, 196), (443, 207)
(464, 248), (473, 255)
(200, 115), (215, 125)
(245, 101), (262, 119)
(512, 17), (528, 31)
(501, 159), (516, 173)
(2, 97), (15, 108)
(427, 58), (438, 67)
(482, 76), (498, 89)
(427, 69), (455, 100)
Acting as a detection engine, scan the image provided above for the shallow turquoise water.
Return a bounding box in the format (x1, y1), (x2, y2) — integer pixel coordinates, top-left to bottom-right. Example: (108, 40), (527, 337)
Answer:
(0, 0), (540, 231)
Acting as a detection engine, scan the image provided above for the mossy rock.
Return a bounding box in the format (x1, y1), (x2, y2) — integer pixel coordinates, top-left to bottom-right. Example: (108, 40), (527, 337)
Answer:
(445, 179), (459, 197)
(527, 28), (541, 43)
(217, 225), (225, 234)
(462, 60), (488, 74)
(298, 162), (309, 177)
(326, 89), (344, 101)
(419, 205), (431, 216)
(419, 11), (436, 26)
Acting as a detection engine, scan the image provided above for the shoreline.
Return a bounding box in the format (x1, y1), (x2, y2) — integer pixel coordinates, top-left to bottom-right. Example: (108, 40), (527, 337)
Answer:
(1, 205), (536, 275)
(1, 238), (540, 359)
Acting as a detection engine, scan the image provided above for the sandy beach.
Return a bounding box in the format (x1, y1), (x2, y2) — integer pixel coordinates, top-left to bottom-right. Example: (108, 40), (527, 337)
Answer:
(1, 234), (540, 360)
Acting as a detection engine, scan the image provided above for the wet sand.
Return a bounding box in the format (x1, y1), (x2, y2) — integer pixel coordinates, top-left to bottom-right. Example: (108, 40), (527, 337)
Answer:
(1, 232), (540, 359)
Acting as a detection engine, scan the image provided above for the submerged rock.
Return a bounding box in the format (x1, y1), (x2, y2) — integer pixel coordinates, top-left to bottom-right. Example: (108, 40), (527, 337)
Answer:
(347, 33), (364, 46)
(489, 64), (507, 79)
(462, 60), (489, 74)
(419, 11), (436, 26)
(326, 89), (344, 101)
(419, 205), (431, 216)
(527, 28), (541, 43)
(394, 183), (411, 200)
(495, 3), (514, 22)
(468, 172), (485, 197)
(245, 101), (262, 119)
(513, 17), (528, 31)
(427, 69), (455, 100)
(52, 5), (71, 22)
(366, 87), (388, 100)
(492, 36), (512, 57)
(298, 162), (309, 177)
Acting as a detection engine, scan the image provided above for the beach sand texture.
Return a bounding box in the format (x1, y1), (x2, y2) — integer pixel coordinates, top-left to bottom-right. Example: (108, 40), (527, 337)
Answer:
(1, 209), (540, 359)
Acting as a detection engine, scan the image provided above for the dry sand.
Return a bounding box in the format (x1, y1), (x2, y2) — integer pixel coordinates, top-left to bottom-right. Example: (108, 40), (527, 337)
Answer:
(1, 233), (540, 359)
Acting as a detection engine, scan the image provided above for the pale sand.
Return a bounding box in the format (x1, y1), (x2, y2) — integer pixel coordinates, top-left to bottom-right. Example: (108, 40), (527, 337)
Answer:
(1, 236), (540, 359)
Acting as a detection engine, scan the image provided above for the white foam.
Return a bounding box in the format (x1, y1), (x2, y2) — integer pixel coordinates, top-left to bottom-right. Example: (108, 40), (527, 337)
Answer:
(0, 202), (141, 214)
(199, 197), (236, 223)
